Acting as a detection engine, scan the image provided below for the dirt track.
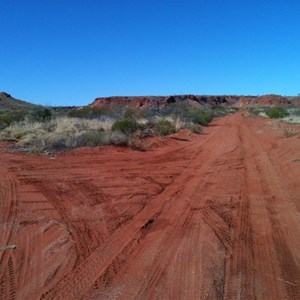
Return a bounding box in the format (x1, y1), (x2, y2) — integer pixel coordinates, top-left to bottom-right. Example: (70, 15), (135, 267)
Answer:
(1, 112), (300, 299)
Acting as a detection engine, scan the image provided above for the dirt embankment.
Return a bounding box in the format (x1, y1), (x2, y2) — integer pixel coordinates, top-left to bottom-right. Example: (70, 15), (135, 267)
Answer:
(0, 112), (300, 299)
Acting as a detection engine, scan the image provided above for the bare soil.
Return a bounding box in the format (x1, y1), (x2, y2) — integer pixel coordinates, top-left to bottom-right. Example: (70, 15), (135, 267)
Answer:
(1, 112), (300, 299)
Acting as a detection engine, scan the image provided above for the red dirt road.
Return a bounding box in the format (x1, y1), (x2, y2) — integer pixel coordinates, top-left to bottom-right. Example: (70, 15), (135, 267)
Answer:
(1, 113), (300, 299)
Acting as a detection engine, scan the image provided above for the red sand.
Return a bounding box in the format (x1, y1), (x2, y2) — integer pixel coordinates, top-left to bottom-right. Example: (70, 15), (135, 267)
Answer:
(1, 113), (300, 299)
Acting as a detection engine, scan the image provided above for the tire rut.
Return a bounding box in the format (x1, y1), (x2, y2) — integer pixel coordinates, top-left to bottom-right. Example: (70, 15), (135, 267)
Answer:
(234, 121), (300, 299)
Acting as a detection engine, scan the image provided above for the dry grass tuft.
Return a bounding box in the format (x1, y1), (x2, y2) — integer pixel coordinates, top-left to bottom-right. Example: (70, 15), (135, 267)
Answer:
(282, 126), (298, 138)
(0, 117), (123, 152)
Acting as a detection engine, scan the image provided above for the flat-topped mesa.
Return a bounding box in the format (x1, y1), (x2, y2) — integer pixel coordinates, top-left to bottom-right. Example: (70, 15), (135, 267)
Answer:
(235, 94), (292, 107)
(89, 95), (244, 109)
(230, 95), (300, 108)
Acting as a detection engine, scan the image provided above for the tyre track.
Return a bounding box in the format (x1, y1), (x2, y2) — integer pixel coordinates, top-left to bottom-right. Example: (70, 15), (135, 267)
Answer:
(219, 124), (255, 298)
(0, 254), (17, 300)
(236, 121), (300, 299)
(39, 125), (224, 299)
(0, 178), (18, 261)
(33, 180), (91, 266)
(1, 113), (300, 299)
(135, 209), (191, 299)
(0, 172), (19, 300)
(104, 119), (242, 299)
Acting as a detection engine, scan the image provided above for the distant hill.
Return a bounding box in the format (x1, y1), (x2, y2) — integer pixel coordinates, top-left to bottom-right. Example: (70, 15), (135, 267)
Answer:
(89, 94), (300, 109)
(0, 92), (39, 111)
(89, 95), (246, 109)
(2, 92), (300, 113)
(234, 94), (300, 107)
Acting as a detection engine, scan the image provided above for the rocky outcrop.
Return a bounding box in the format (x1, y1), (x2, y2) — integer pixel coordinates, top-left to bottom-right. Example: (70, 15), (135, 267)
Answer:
(0, 92), (12, 98)
(89, 95), (248, 109)
(234, 94), (300, 107)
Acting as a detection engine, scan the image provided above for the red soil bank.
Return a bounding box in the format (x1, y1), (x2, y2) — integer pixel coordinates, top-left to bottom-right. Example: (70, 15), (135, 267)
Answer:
(0, 113), (300, 299)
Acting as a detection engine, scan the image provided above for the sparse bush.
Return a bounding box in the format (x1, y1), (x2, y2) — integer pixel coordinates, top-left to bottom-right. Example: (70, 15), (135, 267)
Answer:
(127, 137), (148, 151)
(166, 106), (213, 126)
(107, 131), (128, 146)
(211, 105), (228, 117)
(186, 123), (203, 134)
(0, 103), (217, 152)
(154, 119), (176, 136)
(283, 126), (297, 138)
(112, 119), (140, 135)
(68, 106), (111, 119)
(248, 107), (260, 116)
(0, 117), (121, 152)
(287, 108), (300, 117)
(29, 107), (52, 122)
(292, 109), (300, 116)
(162, 116), (186, 131)
(266, 106), (289, 119)
(228, 107), (239, 113)
(124, 108), (145, 120)
(0, 110), (28, 129)
(186, 108), (213, 125)
(80, 129), (105, 147)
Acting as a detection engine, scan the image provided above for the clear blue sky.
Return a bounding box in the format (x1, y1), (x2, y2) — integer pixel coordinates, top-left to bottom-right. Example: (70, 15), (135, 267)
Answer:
(1, 0), (300, 106)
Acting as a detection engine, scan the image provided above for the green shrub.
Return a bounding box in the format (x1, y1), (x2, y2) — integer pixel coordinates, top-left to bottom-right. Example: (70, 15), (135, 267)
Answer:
(0, 117), (131, 152)
(29, 107), (52, 122)
(112, 118), (140, 135)
(185, 108), (213, 125)
(187, 123), (203, 134)
(166, 106), (213, 126)
(80, 129), (105, 147)
(266, 106), (289, 119)
(154, 119), (176, 136)
(211, 105), (228, 117)
(68, 106), (111, 119)
(248, 107), (260, 116)
(124, 108), (145, 120)
(0, 110), (28, 129)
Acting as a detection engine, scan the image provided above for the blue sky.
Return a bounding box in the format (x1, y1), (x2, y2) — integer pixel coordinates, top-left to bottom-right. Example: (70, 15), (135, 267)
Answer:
(1, 0), (300, 106)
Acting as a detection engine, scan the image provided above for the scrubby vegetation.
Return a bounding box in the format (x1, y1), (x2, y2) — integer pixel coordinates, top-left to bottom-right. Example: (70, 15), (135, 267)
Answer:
(112, 119), (140, 135)
(248, 106), (296, 121)
(283, 126), (297, 138)
(0, 110), (28, 129)
(160, 104), (213, 126)
(28, 107), (52, 122)
(68, 106), (112, 118)
(0, 107), (53, 129)
(2, 94), (299, 153)
(248, 107), (261, 116)
(211, 105), (238, 117)
(0, 102), (218, 153)
(186, 123), (203, 134)
(0, 118), (127, 152)
(282, 107), (300, 124)
(183, 108), (213, 126)
(154, 119), (176, 136)
(123, 108), (145, 120)
(265, 106), (289, 119)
